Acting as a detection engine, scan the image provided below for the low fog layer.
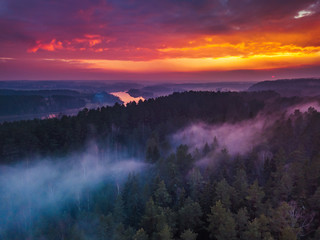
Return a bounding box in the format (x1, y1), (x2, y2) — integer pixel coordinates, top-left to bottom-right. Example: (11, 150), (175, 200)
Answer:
(0, 151), (146, 232)
(286, 101), (320, 115)
(172, 101), (320, 164)
(172, 117), (271, 156)
(1, 96), (319, 235)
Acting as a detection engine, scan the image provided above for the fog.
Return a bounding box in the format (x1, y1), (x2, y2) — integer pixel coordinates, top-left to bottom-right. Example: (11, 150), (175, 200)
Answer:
(286, 101), (320, 115)
(2, 96), (320, 235)
(172, 117), (271, 156)
(172, 100), (320, 167)
(0, 150), (146, 233)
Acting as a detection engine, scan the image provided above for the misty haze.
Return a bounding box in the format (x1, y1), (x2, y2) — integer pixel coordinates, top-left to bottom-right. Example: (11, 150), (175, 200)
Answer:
(1, 79), (320, 240)
(1, 0), (320, 239)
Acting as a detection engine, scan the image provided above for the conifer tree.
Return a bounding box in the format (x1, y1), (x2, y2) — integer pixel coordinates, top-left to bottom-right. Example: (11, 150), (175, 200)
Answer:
(207, 200), (236, 240)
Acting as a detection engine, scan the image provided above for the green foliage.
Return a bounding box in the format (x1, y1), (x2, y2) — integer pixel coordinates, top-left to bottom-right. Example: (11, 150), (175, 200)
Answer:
(0, 91), (269, 162)
(157, 224), (173, 240)
(122, 174), (144, 228)
(178, 197), (203, 232)
(113, 223), (134, 240)
(176, 145), (194, 174)
(99, 213), (114, 239)
(141, 198), (160, 235)
(146, 135), (160, 163)
(244, 218), (261, 240)
(2, 91), (320, 239)
(246, 180), (265, 217)
(188, 167), (203, 201)
(233, 169), (248, 208)
(207, 201), (237, 240)
(180, 229), (198, 240)
(133, 228), (148, 240)
(113, 195), (125, 223)
(235, 208), (249, 239)
(154, 180), (172, 207)
(215, 178), (235, 209)
(280, 227), (297, 240)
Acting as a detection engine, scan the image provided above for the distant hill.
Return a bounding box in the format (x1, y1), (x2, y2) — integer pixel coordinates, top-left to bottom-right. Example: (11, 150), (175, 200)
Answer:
(0, 89), (122, 122)
(0, 80), (142, 93)
(0, 89), (81, 97)
(92, 91), (123, 104)
(249, 78), (320, 97)
(127, 82), (252, 99)
(0, 95), (86, 116)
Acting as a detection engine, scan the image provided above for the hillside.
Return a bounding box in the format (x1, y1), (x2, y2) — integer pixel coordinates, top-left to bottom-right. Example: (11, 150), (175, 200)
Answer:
(0, 89), (122, 122)
(249, 78), (320, 97)
(1, 91), (320, 240)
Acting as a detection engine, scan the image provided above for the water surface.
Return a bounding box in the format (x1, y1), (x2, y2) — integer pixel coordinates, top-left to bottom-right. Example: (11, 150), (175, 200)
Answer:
(110, 92), (144, 105)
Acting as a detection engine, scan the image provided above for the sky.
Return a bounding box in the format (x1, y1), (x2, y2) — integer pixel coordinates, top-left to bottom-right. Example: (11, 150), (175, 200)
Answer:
(1, 0), (320, 82)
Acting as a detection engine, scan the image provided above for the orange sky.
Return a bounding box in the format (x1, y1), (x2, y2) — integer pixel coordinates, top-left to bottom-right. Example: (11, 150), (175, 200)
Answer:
(1, 0), (320, 81)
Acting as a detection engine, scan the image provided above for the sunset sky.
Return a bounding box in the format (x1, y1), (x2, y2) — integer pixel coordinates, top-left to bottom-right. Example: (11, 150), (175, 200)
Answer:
(1, 0), (320, 81)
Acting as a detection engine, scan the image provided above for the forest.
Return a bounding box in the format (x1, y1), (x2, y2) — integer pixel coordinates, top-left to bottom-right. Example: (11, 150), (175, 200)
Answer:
(0, 89), (122, 120)
(0, 90), (320, 240)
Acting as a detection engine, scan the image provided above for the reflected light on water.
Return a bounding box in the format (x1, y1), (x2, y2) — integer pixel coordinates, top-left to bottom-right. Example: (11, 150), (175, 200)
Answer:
(110, 92), (144, 105)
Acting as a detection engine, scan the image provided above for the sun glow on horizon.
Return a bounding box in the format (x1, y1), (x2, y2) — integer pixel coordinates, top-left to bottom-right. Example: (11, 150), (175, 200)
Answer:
(45, 49), (320, 73)
(23, 35), (320, 75)
(2, 0), (320, 80)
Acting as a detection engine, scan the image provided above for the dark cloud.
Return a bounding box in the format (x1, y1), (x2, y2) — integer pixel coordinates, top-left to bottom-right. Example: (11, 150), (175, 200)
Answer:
(1, 0), (319, 81)
(1, 0), (318, 45)
(0, 19), (34, 43)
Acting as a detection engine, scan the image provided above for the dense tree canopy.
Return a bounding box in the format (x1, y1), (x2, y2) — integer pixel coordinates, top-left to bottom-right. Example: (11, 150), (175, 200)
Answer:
(1, 90), (320, 239)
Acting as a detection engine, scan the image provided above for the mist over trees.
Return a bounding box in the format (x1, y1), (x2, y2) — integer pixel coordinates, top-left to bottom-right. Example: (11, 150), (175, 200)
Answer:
(1, 90), (320, 240)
